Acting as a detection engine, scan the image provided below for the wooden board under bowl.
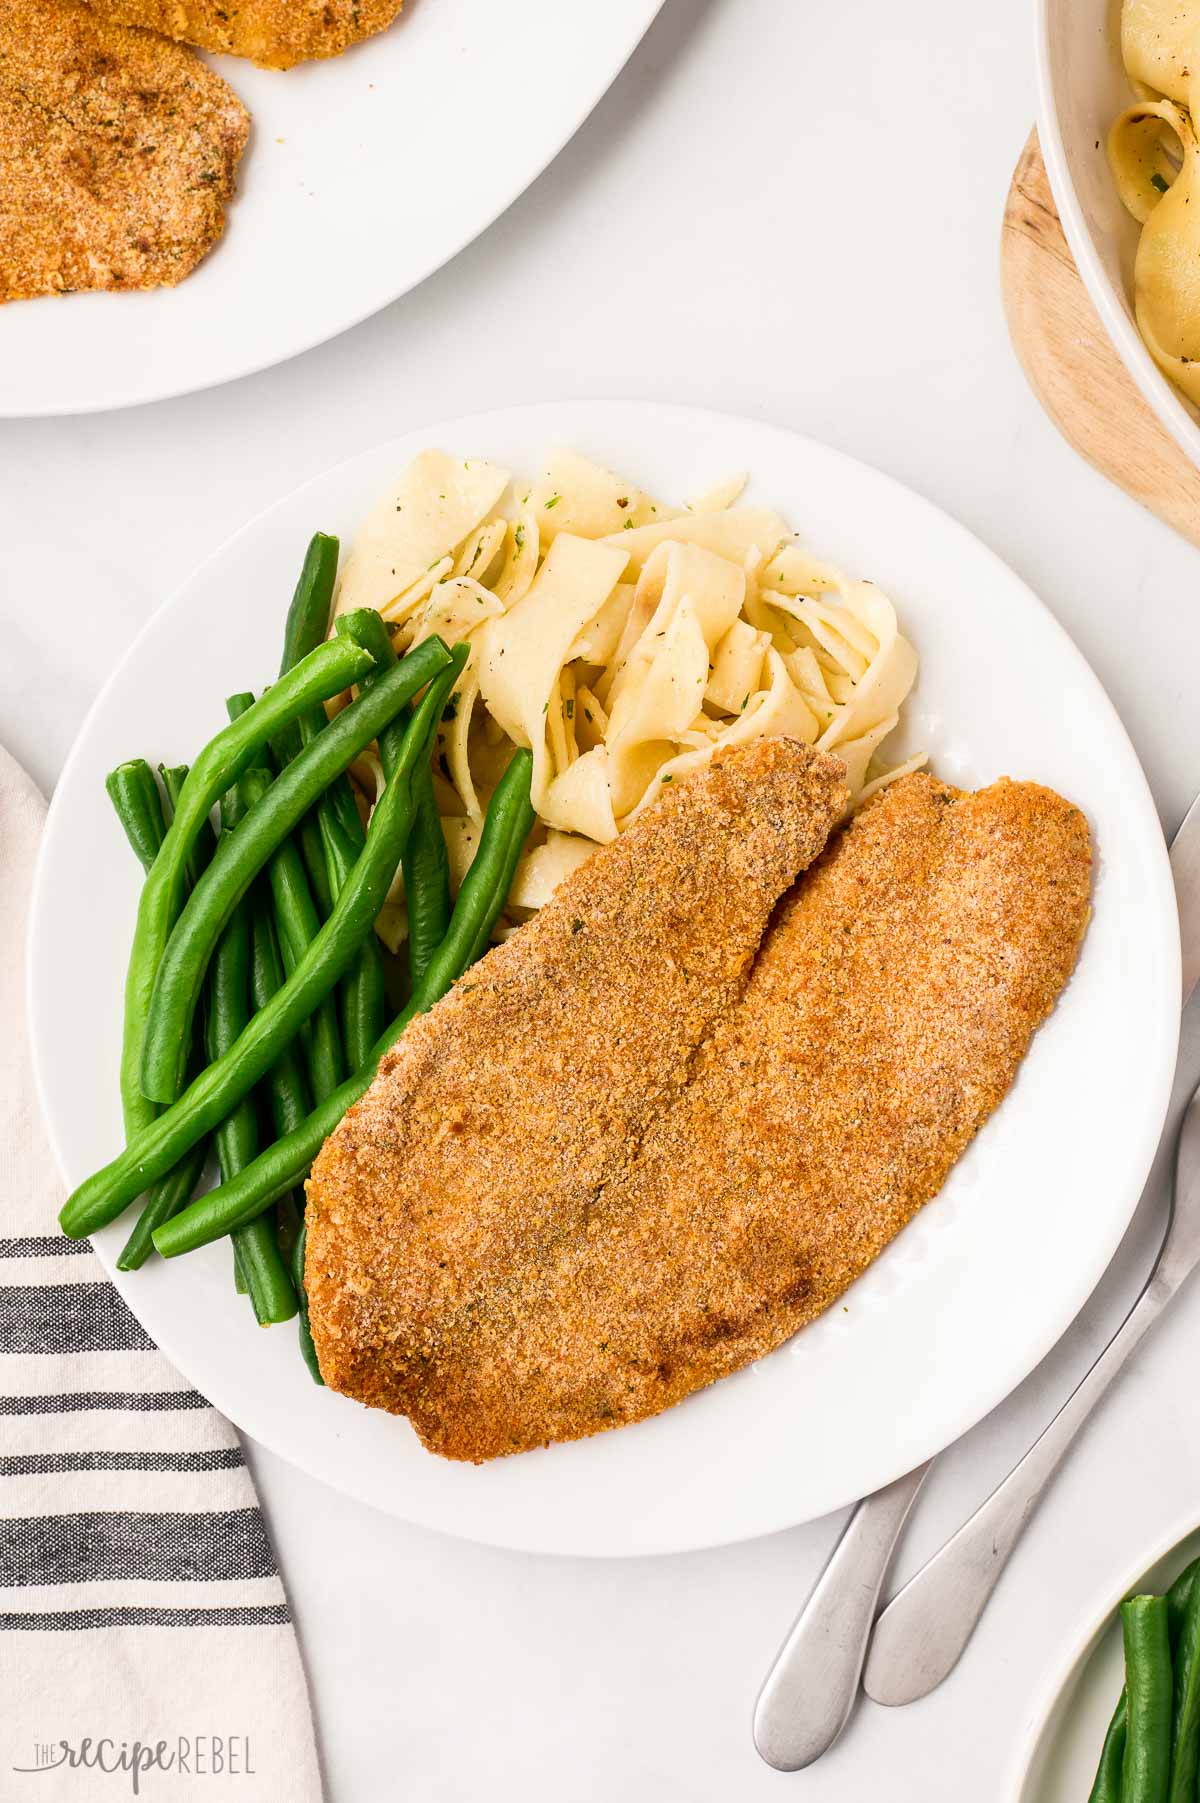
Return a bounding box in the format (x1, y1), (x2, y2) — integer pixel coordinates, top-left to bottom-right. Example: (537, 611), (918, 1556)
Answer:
(1002, 129), (1200, 548)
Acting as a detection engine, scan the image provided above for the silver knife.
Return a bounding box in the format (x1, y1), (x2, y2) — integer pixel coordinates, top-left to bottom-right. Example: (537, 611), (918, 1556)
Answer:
(753, 792), (1200, 1769)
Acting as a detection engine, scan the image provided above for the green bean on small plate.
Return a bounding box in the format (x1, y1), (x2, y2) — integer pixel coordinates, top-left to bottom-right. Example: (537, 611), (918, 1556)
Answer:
(1009, 1521), (1200, 1803)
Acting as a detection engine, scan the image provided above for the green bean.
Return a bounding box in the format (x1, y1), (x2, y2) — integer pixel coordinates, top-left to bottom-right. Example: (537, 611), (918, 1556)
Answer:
(140, 637), (449, 1104)
(208, 907), (273, 1305)
(266, 721), (347, 929)
(1122, 1595), (1172, 1803)
(284, 611), (385, 1064)
(234, 1219), (297, 1324)
(295, 813), (334, 921)
(1090, 1561), (1200, 1802)
(250, 900), (313, 1137)
(116, 1139), (209, 1272)
(111, 636), (373, 1145)
(285, 768), (358, 950)
(318, 614), (395, 1063)
(207, 771), (297, 1325)
(239, 684), (351, 1097)
(1168, 1569), (1200, 1801)
(1090, 1696), (1128, 1803)
(274, 534), (357, 894)
(321, 813), (387, 1071)
(209, 774), (270, 1183)
(106, 761), (168, 877)
(282, 534), (340, 671)
(405, 782), (454, 988)
(155, 673), (357, 921)
(61, 663), (459, 1240)
(462, 770), (530, 965)
(250, 899), (318, 1361)
(274, 534), (341, 764)
(291, 1220), (324, 1384)
(308, 739), (366, 852)
(206, 771), (297, 1323)
(112, 762), (214, 1269)
(123, 760), (219, 1269)
(222, 706), (259, 1016)
(233, 1220), (294, 1324)
(107, 762), (170, 1141)
(337, 611), (460, 988)
(237, 693), (338, 927)
(335, 611), (407, 768)
(275, 1191), (301, 1267)
(159, 765), (218, 890)
(151, 748), (535, 1255)
(267, 831), (344, 1100)
(250, 673), (375, 1081)
(1166, 1561), (1200, 1641)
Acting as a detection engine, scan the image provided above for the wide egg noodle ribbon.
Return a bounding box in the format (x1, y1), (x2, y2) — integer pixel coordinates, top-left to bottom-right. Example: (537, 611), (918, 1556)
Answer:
(1112, 4), (1200, 403)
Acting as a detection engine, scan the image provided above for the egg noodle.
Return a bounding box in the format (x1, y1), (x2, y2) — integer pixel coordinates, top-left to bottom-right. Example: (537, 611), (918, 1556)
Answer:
(1109, 1), (1200, 403)
(333, 448), (922, 945)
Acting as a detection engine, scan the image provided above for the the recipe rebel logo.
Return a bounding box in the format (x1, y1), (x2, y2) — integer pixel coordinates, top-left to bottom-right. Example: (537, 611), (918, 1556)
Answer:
(11, 1735), (257, 1793)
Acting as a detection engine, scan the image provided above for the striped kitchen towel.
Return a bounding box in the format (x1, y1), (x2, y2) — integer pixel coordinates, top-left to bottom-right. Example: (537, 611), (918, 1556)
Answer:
(0, 745), (323, 1803)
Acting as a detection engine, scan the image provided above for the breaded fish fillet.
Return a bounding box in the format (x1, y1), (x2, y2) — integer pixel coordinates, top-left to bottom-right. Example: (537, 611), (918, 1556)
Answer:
(80, 0), (405, 68)
(311, 770), (1091, 1461)
(402, 776), (1091, 1459)
(0, 0), (248, 303)
(306, 739), (850, 1410)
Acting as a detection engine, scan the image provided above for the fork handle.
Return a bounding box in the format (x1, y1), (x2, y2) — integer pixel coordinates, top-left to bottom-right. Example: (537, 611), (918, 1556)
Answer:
(862, 1277), (1170, 1707)
(753, 1461), (931, 1770)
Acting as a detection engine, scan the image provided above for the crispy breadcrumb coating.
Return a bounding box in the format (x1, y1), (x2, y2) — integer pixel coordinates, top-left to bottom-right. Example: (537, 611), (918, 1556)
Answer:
(308, 763), (1091, 1462)
(0, 0), (248, 303)
(306, 739), (849, 1415)
(81, 0), (405, 69)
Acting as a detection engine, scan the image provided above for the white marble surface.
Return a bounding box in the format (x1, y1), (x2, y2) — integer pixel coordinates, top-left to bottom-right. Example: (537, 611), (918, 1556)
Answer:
(9, 0), (1200, 1795)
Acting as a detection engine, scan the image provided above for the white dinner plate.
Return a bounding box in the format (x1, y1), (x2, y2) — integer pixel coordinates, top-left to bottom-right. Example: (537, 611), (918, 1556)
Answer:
(0, 1), (663, 418)
(27, 401), (1180, 1556)
(1010, 1515), (1200, 1801)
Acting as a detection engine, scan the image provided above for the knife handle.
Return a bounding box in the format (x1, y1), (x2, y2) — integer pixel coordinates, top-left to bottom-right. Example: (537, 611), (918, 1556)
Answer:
(752, 1461), (930, 1771)
(862, 1082), (1200, 1706)
(862, 1277), (1169, 1706)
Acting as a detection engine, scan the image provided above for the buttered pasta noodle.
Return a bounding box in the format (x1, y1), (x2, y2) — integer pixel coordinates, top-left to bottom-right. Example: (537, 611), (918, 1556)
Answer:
(1109, 1), (1200, 402)
(334, 448), (922, 945)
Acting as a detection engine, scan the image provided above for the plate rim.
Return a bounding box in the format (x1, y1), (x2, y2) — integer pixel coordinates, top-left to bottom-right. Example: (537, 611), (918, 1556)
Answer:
(0, 1), (666, 420)
(27, 398), (1182, 1554)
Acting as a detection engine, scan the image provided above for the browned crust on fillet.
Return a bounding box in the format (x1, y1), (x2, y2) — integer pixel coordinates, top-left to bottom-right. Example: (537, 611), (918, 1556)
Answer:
(306, 739), (850, 1409)
(0, 0), (249, 303)
(80, 0), (405, 68)
(399, 774), (1092, 1460)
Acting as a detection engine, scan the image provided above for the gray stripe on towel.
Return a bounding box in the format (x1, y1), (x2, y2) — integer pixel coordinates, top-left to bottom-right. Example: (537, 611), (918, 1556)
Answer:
(1, 1509), (277, 1587)
(0, 1285), (154, 1355)
(0, 1238), (94, 1260)
(0, 1604), (292, 1631)
(0, 1450), (245, 1476)
(0, 1391), (208, 1415)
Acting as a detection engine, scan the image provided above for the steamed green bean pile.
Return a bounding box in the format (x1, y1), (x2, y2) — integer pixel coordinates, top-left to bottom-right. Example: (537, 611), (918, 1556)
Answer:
(1088, 1558), (1200, 1803)
(61, 533), (536, 1382)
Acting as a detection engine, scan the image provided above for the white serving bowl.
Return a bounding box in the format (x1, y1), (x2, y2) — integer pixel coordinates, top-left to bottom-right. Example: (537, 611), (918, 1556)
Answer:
(1036, 0), (1200, 467)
